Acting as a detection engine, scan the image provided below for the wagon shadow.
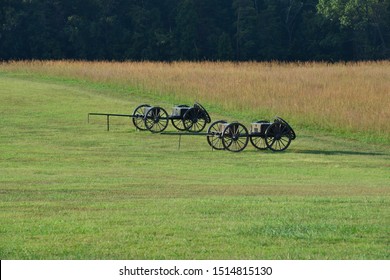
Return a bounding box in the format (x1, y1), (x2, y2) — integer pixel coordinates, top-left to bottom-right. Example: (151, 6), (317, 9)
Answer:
(292, 149), (386, 156)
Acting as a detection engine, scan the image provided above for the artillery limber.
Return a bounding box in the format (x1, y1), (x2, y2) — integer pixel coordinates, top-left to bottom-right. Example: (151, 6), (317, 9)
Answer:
(206, 117), (296, 152)
(162, 116), (296, 152)
(88, 102), (211, 133)
(89, 103), (296, 152)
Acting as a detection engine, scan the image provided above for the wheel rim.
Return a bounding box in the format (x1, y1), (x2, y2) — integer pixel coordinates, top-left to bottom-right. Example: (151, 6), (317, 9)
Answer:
(183, 108), (207, 132)
(206, 120), (226, 150)
(265, 122), (292, 151)
(222, 123), (249, 152)
(144, 107), (169, 133)
(132, 104), (150, 131)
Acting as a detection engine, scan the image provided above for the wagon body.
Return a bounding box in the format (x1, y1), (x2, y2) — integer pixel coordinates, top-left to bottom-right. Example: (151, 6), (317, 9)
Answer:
(142, 103), (211, 133)
(250, 122), (271, 136)
(216, 122), (229, 133)
(170, 105), (190, 119)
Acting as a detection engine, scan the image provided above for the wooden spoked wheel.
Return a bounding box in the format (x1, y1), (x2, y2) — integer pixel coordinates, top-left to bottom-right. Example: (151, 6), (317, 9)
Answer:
(265, 122), (292, 151)
(183, 107), (208, 132)
(222, 122), (249, 152)
(144, 106), (169, 133)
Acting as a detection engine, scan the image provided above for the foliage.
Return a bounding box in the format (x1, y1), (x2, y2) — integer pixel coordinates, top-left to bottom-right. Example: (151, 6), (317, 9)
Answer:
(0, 0), (389, 61)
(317, 0), (390, 58)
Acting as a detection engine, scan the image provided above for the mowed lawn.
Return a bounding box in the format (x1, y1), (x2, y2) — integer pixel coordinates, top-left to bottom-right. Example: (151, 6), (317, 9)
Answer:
(0, 73), (389, 259)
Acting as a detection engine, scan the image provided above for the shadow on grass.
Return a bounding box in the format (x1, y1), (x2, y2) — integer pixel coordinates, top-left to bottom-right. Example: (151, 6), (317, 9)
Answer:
(292, 149), (386, 156)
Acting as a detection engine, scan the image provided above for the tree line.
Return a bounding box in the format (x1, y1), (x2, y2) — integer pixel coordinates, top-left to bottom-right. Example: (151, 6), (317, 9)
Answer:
(1, 0), (389, 61)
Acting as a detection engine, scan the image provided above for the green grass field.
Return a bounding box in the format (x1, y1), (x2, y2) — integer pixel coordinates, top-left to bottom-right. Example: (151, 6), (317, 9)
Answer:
(0, 71), (389, 259)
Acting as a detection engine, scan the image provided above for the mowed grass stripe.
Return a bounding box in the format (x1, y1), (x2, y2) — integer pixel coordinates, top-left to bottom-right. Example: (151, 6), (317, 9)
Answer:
(0, 74), (389, 259)
(1, 197), (388, 259)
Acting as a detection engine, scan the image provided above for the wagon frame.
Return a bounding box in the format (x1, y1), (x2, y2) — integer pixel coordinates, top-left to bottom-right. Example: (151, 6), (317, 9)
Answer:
(206, 117), (296, 152)
(88, 102), (211, 133)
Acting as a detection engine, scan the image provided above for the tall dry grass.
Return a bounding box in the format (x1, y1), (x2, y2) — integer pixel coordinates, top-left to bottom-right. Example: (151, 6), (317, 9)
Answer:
(1, 60), (389, 141)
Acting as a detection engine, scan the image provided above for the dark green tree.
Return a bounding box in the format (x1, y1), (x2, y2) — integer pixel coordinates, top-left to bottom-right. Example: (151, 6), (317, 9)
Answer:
(233, 0), (259, 60)
(256, 1), (286, 60)
(175, 0), (199, 60)
(0, 0), (389, 61)
(317, 0), (390, 59)
(217, 32), (234, 60)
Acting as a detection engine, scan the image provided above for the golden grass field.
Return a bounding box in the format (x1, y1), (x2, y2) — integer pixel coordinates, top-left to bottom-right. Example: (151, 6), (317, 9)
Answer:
(1, 60), (389, 142)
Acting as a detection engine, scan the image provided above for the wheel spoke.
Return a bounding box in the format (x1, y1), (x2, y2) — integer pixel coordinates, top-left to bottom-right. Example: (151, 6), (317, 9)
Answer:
(280, 137), (288, 145)
(276, 140), (281, 150)
(237, 137), (245, 146)
(223, 123), (248, 152)
(235, 140), (243, 149)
